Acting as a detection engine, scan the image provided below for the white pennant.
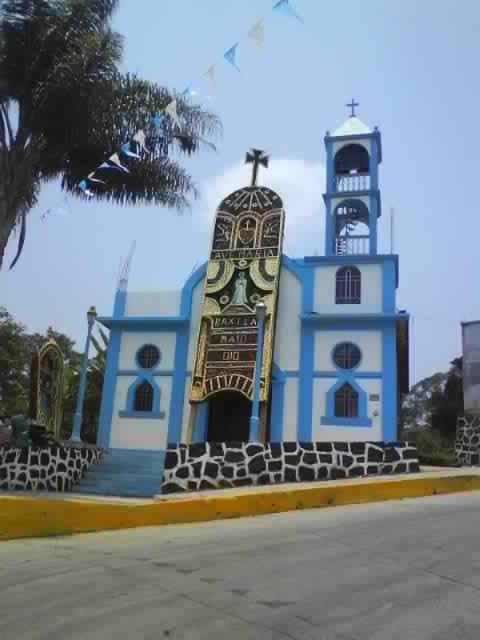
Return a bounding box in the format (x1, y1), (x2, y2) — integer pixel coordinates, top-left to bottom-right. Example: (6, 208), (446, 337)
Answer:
(165, 99), (181, 128)
(204, 65), (216, 91)
(248, 18), (264, 48)
(133, 129), (149, 153)
(108, 153), (129, 173)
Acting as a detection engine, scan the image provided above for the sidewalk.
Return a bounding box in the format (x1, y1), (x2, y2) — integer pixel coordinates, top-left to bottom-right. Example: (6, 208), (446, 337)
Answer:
(2, 466), (480, 541)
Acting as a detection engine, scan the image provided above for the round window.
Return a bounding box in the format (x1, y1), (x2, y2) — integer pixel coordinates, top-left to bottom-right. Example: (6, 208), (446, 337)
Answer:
(333, 342), (361, 370)
(137, 345), (160, 369)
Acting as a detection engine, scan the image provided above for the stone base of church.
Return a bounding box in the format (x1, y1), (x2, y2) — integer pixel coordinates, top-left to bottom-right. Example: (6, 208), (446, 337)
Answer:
(0, 446), (104, 492)
(161, 441), (420, 494)
(456, 414), (480, 466)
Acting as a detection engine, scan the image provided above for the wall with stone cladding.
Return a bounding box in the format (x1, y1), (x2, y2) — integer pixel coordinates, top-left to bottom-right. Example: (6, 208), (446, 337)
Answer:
(161, 441), (420, 494)
(456, 414), (480, 465)
(0, 446), (104, 491)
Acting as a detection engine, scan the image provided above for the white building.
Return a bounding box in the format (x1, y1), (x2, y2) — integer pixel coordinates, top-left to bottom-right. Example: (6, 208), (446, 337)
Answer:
(96, 110), (409, 454)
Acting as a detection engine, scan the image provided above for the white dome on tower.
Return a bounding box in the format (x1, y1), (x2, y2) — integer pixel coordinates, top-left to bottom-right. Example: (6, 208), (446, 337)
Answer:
(332, 116), (372, 137)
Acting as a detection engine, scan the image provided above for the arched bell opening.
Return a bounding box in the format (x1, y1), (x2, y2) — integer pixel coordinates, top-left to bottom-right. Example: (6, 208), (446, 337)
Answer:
(334, 199), (370, 256)
(334, 143), (370, 192)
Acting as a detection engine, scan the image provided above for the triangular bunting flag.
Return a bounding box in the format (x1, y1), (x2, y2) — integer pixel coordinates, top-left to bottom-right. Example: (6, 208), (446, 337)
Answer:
(224, 43), (240, 72)
(133, 129), (150, 153)
(88, 171), (107, 184)
(204, 65), (216, 91)
(79, 180), (94, 197)
(248, 18), (264, 48)
(108, 153), (130, 173)
(182, 84), (197, 97)
(121, 142), (141, 159)
(272, 0), (303, 22)
(165, 99), (181, 128)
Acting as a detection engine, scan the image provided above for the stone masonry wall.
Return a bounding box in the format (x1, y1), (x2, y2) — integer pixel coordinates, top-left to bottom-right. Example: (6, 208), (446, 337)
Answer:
(456, 414), (480, 466)
(161, 441), (420, 494)
(0, 446), (104, 491)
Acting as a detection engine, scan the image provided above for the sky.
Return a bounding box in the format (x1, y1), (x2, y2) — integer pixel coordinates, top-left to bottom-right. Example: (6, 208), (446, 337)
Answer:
(2, 0), (480, 383)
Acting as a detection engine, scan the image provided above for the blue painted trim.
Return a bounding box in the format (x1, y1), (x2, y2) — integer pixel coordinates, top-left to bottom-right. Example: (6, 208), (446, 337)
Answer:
(96, 287), (126, 449)
(313, 371), (382, 379)
(98, 317), (188, 331)
(382, 259), (396, 312)
(321, 376), (372, 428)
(323, 190), (380, 208)
(121, 374), (165, 419)
(135, 343), (161, 369)
(119, 411), (165, 419)
(117, 369), (175, 377)
(297, 265), (314, 441)
(325, 199), (333, 256)
(192, 401), (209, 443)
(382, 324), (397, 441)
(280, 254), (304, 282)
(320, 416), (373, 427)
(167, 262), (208, 445)
(324, 130), (382, 163)
(270, 363), (285, 443)
(371, 133), (379, 191)
(369, 193), (378, 255)
(301, 313), (406, 326)
(326, 139), (335, 195)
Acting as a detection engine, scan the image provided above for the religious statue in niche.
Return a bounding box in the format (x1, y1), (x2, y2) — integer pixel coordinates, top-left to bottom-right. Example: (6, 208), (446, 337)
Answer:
(190, 148), (285, 404)
(29, 339), (65, 439)
(231, 271), (248, 305)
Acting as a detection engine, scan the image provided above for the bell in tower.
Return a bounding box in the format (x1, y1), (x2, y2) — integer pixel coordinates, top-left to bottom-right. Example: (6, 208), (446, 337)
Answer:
(324, 100), (382, 257)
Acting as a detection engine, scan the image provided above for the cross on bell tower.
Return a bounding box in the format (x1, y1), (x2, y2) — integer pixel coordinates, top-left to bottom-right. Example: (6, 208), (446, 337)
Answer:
(346, 98), (359, 118)
(245, 148), (269, 186)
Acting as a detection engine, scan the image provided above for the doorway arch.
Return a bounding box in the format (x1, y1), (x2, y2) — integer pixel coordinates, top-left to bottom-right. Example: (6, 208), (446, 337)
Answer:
(207, 392), (251, 443)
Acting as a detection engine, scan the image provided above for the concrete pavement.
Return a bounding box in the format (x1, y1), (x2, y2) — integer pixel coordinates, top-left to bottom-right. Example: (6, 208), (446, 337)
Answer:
(2, 491), (480, 639)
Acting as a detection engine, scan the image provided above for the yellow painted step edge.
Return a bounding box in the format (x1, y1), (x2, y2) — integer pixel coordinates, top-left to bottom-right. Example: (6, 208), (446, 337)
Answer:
(2, 475), (480, 541)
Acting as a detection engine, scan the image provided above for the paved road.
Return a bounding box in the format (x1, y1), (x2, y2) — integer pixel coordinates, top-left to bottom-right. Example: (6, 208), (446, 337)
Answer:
(2, 493), (480, 640)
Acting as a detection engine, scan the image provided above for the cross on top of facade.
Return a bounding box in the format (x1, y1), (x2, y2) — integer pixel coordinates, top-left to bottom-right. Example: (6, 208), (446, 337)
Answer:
(245, 148), (269, 187)
(346, 98), (359, 117)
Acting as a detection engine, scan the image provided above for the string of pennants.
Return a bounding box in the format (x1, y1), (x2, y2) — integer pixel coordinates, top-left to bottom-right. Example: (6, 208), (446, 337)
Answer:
(73, 0), (303, 199)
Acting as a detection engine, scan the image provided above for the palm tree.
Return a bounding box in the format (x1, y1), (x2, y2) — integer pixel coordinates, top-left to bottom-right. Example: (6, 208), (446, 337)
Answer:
(0, 0), (221, 269)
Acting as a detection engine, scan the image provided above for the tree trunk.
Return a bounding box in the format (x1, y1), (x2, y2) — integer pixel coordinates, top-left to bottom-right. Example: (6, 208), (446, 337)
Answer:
(0, 199), (11, 270)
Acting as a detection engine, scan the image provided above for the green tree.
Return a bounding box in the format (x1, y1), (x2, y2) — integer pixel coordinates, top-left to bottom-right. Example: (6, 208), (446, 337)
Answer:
(0, 307), (29, 414)
(431, 358), (464, 436)
(0, 0), (220, 268)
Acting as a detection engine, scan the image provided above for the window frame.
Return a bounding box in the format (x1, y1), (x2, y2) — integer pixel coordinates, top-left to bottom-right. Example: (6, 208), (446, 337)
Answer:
(136, 344), (161, 370)
(333, 342), (362, 370)
(335, 265), (361, 304)
(334, 383), (359, 418)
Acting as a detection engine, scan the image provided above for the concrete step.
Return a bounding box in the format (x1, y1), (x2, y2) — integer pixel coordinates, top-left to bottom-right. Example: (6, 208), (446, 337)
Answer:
(76, 449), (166, 498)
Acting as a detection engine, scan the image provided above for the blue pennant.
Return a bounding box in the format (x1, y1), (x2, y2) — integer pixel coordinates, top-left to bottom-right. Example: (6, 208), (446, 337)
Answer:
(121, 142), (141, 159)
(272, 0), (303, 22)
(224, 43), (240, 72)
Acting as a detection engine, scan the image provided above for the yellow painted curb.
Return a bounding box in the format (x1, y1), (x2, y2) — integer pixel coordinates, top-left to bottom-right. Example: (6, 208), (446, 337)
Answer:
(2, 474), (480, 541)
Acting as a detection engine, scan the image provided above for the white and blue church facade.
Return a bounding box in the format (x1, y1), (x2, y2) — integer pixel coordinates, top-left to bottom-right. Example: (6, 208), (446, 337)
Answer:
(96, 110), (410, 457)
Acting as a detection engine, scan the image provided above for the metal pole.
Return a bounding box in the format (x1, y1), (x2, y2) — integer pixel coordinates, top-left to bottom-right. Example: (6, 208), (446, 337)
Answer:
(71, 314), (95, 442)
(249, 314), (265, 442)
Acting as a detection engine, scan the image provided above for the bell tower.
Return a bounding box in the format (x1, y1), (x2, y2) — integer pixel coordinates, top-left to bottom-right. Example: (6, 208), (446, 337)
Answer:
(324, 100), (382, 257)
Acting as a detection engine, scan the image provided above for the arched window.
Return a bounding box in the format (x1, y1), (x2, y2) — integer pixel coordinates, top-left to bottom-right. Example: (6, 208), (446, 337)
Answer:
(137, 345), (160, 369)
(334, 383), (359, 418)
(333, 343), (361, 370)
(335, 266), (361, 304)
(134, 381), (153, 412)
(334, 144), (369, 175)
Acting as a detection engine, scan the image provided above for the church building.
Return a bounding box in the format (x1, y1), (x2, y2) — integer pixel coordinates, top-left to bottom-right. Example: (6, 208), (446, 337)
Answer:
(96, 108), (410, 454)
